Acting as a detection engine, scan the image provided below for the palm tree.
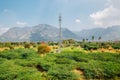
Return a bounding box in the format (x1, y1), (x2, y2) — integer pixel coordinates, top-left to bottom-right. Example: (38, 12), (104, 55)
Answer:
(82, 38), (85, 42)
(92, 36), (94, 42)
(86, 38), (88, 42)
(98, 36), (102, 42)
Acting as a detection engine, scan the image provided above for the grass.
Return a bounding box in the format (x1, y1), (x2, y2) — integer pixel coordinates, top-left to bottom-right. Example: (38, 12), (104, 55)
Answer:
(0, 46), (120, 80)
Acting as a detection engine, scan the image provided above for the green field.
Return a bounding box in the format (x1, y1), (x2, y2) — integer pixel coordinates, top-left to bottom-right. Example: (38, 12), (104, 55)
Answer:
(0, 42), (120, 80)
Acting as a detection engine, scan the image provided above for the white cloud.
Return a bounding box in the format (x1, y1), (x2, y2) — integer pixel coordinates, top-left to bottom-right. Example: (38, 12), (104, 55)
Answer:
(90, 0), (120, 27)
(75, 19), (81, 23)
(16, 21), (28, 27)
(107, 0), (120, 8)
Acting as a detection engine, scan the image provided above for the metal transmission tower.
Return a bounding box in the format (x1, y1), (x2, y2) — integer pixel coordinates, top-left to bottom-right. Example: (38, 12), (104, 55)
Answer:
(58, 14), (62, 53)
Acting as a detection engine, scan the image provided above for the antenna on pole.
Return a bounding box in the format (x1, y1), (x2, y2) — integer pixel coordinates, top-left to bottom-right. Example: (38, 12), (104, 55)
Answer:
(58, 13), (62, 53)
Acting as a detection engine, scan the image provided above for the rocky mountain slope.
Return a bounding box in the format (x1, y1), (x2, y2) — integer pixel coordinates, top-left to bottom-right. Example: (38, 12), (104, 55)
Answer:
(75, 25), (120, 41)
(0, 24), (79, 42)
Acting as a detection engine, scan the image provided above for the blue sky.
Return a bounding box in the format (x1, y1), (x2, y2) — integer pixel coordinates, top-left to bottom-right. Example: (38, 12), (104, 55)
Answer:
(0, 0), (120, 31)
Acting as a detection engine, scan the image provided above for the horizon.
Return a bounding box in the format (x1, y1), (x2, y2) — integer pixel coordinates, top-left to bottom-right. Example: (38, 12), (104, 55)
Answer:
(0, 0), (120, 32)
(0, 23), (120, 36)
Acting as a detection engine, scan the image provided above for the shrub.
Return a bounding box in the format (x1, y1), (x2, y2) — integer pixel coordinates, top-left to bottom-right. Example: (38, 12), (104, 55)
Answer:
(37, 43), (51, 54)
(4, 42), (11, 47)
(9, 46), (14, 50)
(112, 44), (120, 49)
(33, 44), (37, 48)
(24, 43), (31, 48)
(81, 43), (99, 50)
(48, 66), (77, 80)
(55, 58), (74, 64)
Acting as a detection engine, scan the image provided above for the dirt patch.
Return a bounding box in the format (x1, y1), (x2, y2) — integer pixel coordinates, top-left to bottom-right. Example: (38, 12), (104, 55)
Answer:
(73, 68), (85, 80)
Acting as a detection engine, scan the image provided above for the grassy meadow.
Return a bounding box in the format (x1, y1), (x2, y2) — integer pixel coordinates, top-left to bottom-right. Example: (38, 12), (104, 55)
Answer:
(0, 40), (120, 80)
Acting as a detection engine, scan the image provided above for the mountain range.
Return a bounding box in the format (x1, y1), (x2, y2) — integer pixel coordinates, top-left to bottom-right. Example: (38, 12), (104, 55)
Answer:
(75, 25), (120, 41)
(0, 24), (79, 42)
(0, 28), (9, 36)
(0, 24), (120, 42)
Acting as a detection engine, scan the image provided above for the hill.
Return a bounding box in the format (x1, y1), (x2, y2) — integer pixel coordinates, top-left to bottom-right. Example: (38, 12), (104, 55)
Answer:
(75, 25), (120, 41)
(0, 27), (9, 36)
(0, 25), (120, 42)
(0, 24), (79, 42)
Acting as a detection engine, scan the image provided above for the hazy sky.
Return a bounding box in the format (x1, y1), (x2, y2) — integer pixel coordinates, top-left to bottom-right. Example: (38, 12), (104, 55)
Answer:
(0, 0), (120, 31)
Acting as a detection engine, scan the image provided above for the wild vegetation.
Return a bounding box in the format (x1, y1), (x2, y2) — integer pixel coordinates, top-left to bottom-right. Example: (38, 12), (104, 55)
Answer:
(0, 40), (120, 80)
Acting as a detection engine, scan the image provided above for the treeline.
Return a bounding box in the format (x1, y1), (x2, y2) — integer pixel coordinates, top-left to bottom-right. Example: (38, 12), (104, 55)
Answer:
(0, 39), (120, 50)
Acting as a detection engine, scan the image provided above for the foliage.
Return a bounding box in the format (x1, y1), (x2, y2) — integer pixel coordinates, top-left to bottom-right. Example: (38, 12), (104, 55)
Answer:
(24, 43), (31, 48)
(81, 42), (99, 50)
(48, 68), (77, 80)
(111, 43), (120, 49)
(0, 46), (120, 80)
(37, 43), (51, 54)
(9, 45), (14, 50)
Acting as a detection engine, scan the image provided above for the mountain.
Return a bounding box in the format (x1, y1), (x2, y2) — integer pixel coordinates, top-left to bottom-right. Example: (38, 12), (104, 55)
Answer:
(0, 27), (32, 42)
(75, 25), (120, 41)
(0, 24), (79, 42)
(0, 27), (9, 36)
(1, 25), (120, 42)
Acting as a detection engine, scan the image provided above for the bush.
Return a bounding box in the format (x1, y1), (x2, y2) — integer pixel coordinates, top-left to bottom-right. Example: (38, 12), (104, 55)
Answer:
(24, 43), (31, 48)
(55, 58), (71, 64)
(48, 66), (77, 80)
(81, 43), (99, 50)
(0, 46), (120, 80)
(37, 43), (51, 54)
(112, 44), (120, 49)
(9, 46), (14, 50)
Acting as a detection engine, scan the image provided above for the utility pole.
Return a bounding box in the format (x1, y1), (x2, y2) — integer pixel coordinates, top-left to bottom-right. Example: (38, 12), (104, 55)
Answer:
(58, 14), (62, 53)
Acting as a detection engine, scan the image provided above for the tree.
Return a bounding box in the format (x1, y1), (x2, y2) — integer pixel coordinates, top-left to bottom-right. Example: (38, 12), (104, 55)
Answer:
(98, 36), (102, 42)
(37, 43), (51, 55)
(86, 38), (88, 42)
(82, 38), (85, 42)
(62, 40), (68, 47)
(5, 42), (11, 47)
(24, 43), (31, 48)
(9, 46), (14, 50)
(92, 36), (94, 42)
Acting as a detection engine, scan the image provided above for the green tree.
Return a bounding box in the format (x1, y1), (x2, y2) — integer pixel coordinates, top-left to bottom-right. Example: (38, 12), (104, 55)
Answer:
(98, 36), (102, 42)
(24, 43), (31, 48)
(86, 38), (88, 42)
(92, 36), (94, 42)
(9, 46), (14, 50)
(82, 38), (85, 42)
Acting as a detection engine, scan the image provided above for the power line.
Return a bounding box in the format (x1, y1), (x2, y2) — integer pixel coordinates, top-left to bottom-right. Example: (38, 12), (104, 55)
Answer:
(58, 13), (62, 53)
